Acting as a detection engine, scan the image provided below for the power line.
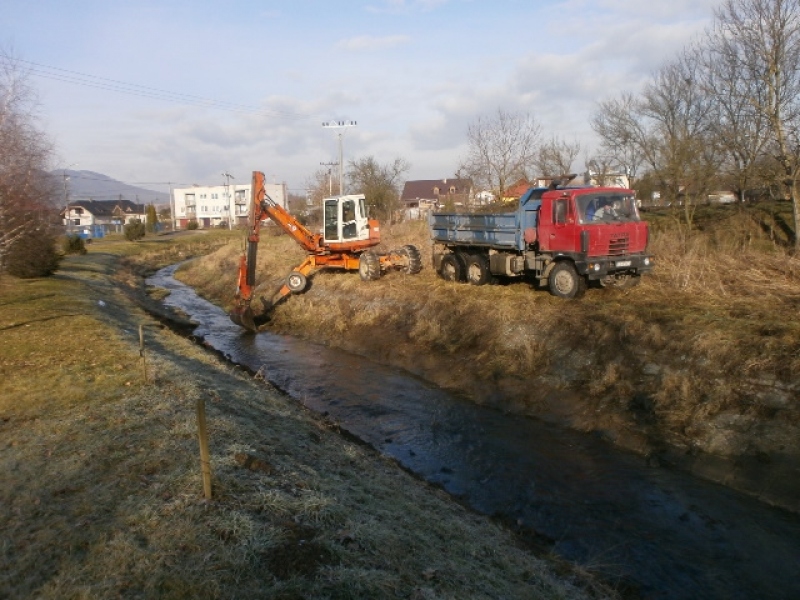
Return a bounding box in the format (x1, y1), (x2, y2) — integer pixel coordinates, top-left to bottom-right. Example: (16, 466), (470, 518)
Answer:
(5, 57), (315, 121)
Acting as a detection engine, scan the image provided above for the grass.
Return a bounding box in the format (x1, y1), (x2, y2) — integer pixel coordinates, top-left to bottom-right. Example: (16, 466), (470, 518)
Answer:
(1, 234), (611, 599)
(175, 203), (800, 511)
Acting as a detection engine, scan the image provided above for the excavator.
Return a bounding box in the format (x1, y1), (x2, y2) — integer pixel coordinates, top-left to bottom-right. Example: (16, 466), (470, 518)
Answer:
(229, 171), (422, 332)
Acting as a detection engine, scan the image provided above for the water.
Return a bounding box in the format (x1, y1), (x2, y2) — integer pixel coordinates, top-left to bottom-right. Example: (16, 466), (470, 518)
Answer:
(148, 264), (800, 599)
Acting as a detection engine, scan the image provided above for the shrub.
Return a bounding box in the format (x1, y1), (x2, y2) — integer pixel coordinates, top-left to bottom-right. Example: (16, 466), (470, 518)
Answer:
(5, 228), (62, 278)
(124, 220), (146, 241)
(187, 220), (199, 230)
(62, 234), (87, 255)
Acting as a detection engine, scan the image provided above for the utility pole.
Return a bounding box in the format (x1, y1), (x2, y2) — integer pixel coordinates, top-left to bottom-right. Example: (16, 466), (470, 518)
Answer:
(63, 172), (70, 234)
(222, 171), (235, 229)
(168, 182), (174, 231)
(322, 120), (356, 195)
(320, 161), (338, 196)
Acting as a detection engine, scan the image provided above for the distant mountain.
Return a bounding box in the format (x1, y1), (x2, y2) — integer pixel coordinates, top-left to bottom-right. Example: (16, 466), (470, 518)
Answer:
(51, 170), (170, 207)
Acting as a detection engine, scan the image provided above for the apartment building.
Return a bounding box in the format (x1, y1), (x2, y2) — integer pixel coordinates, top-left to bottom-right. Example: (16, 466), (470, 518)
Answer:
(172, 181), (287, 229)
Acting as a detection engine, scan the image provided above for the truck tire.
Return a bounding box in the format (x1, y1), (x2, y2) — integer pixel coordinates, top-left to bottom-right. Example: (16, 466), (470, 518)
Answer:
(439, 253), (465, 282)
(548, 261), (586, 299)
(359, 251), (381, 281)
(465, 253), (492, 286)
(286, 271), (307, 293)
(398, 245), (422, 274)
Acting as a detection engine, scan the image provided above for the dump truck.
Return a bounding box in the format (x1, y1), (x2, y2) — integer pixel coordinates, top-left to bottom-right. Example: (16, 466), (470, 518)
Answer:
(430, 186), (654, 298)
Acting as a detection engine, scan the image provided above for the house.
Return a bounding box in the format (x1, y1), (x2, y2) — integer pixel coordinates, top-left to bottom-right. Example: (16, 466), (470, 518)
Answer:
(399, 178), (473, 219)
(172, 181), (287, 229)
(62, 199), (148, 237)
(503, 178), (536, 202)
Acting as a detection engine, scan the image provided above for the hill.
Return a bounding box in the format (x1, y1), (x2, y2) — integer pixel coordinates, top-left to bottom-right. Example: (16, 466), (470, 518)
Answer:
(51, 169), (170, 207)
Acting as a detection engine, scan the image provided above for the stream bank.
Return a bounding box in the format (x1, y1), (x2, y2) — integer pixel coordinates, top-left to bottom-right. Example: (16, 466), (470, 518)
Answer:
(145, 262), (800, 600)
(160, 232), (800, 515)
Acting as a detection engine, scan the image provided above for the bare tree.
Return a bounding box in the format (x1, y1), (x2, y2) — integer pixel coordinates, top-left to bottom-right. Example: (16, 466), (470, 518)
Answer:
(710, 0), (800, 245)
(0, 50), (56, 276)
(460, 108), (541, 201)
(346, 156), (410, 223)
(535, 136), (581, 179)
(591, 93), (646, 186)
(641, 54), (721, 217)
(695, 38), (773, 203)
(593, 54), (720, 225)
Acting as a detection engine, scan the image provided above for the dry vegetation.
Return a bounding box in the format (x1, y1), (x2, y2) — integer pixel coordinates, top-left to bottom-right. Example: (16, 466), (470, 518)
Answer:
(1, 233), (611, 599)
(176, 203), (800, 511)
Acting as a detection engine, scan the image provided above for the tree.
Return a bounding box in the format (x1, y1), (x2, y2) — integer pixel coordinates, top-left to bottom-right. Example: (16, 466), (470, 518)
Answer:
(0, 50), (56, 277)
(346, 156), (410, 223)
(709, 0), (800, 245)
(591, 93), (645, 187)
(535, 136), (581, 179)
(145, 203), (158, 233)
(460, 108), (541, 201)
(592, 54), (720, 226)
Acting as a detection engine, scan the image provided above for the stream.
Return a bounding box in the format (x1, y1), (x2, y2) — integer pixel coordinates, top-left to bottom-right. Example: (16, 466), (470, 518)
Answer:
(148, 264), (800, 599)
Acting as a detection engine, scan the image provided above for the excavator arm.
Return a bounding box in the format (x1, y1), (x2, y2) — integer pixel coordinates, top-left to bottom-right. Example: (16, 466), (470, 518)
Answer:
(230, 171), (331, 331)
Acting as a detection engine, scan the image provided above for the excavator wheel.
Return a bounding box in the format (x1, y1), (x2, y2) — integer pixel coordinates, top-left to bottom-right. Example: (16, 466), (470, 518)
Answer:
(359, 251), (381, 281)
(398, 245), (422, 274)
(286, 271), (308, 293)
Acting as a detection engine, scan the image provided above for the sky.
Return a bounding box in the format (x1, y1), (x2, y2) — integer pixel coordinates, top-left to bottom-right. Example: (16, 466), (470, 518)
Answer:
(1, 0), (718, 197)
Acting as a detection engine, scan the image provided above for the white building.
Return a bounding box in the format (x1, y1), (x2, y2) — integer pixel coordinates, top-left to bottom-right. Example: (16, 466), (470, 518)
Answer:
(172, 181), (287, 229)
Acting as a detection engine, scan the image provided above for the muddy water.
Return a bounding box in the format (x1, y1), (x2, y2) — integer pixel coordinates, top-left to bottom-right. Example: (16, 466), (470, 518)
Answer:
(148, 264), (800, 600)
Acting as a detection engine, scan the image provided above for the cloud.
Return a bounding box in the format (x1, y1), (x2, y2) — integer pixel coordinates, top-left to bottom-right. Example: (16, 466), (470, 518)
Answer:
(336, 34), (411, 52)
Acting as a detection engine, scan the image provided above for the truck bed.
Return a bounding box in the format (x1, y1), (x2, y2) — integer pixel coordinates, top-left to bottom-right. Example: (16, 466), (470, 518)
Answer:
(429, 212), (520, 249)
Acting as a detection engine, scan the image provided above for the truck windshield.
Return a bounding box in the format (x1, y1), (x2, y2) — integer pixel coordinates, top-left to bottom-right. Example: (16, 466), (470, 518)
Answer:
(577, 193), (640, 224)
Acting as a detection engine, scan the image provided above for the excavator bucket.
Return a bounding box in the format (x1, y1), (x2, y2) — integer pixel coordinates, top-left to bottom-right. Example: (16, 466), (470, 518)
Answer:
(229, 305), (258, 332)
(229, 297), (274, 332)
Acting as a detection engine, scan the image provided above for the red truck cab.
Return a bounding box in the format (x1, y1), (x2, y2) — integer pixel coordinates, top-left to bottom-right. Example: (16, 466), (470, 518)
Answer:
(536, 187), (653, 295)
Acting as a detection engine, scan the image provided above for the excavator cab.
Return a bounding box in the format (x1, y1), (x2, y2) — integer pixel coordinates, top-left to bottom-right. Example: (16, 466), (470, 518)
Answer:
(323, 194), (370, 243)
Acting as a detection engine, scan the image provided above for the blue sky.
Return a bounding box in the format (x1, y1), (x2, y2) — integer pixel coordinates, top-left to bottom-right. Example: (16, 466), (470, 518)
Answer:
(2, 0), (717, 195)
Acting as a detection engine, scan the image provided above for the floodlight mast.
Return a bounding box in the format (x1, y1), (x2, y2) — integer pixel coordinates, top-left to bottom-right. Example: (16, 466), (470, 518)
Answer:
(322, 120), (357, 195)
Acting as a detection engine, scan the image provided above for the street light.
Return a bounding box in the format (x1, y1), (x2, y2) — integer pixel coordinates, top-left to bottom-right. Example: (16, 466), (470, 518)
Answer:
(322, 120), (356, 194)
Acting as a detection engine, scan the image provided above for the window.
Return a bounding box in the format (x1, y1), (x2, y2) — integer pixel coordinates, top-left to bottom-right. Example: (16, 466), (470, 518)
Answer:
(554, 199), (567, 224)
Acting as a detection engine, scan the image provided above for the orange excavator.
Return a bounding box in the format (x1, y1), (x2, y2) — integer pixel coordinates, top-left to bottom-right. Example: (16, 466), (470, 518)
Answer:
(229, 171), (422, 331)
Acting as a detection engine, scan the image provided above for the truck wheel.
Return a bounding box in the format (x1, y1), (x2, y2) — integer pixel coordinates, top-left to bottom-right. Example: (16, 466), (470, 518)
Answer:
(548, 262), (586, 299)
(398, 245), (422, 274)
(286, 271), (307, 293)
(439, 253), (465, 282)
(359, 251), (381, 281)
(465, 253), (492, 286)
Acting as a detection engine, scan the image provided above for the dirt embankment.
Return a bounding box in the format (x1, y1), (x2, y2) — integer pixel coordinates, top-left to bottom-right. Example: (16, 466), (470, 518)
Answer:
(3, 245), (615, 600)
(166, 214), (800, 514)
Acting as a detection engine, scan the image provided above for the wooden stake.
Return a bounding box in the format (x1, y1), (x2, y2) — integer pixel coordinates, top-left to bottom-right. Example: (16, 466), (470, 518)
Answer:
(138, 324), (147, 383)
(196, 397), (213, 499)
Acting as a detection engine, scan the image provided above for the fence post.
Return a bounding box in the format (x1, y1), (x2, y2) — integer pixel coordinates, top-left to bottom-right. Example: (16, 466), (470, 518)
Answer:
(138, 323), (147, 383)
(196, 397), (213, 499)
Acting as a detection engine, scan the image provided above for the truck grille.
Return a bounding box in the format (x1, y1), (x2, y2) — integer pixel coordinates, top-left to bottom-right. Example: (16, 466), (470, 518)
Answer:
(608, 234), (629, 256)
